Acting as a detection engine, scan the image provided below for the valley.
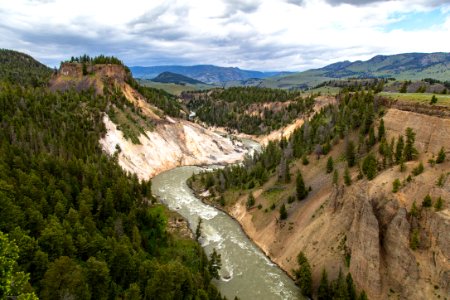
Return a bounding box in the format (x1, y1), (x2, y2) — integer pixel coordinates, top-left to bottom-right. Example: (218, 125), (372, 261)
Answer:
(0, 49), (449, 300)
(3, 1), (450, 299)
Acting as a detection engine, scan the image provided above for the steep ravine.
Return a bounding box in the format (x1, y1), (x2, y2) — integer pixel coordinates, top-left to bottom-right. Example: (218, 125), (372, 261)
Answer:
(219, 108), (450, 300)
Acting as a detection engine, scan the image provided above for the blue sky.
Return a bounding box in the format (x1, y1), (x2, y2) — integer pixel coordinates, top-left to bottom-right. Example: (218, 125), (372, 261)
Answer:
(385, 7), (449, 31)
(0, 0), (449, 71)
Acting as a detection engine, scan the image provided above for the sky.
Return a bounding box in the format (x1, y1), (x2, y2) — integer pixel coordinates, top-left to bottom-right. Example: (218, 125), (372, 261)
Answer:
(1, 0), (450, 71)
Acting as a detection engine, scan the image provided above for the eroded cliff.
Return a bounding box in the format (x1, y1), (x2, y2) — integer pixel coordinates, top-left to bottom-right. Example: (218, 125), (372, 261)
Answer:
(223, 107), (450, 299)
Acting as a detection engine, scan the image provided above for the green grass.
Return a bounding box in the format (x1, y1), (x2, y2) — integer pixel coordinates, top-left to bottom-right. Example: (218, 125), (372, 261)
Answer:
(262, 185), (286, 204)
(306, 86), (341, 96)
(138, 79), (212, 95)
(378, 92), (450, 107)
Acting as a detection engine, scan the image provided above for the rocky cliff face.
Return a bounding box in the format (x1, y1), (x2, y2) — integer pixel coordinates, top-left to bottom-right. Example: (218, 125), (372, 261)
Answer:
(100, 114), (247, 180)
(50, 63), (131, 94)
(383, 108), (450, 153)
(52, 62), (248, 179)
(326, 181), (449, 299)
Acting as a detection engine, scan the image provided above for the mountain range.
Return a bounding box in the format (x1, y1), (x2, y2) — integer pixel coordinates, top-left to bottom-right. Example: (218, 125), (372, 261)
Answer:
(131, 52), (450, 89)
(130, 64), (289, 84)
(262, 52), (450, 89)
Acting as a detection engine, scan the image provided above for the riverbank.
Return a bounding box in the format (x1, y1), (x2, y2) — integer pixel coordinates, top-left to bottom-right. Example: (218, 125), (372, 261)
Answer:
(152, 166), (301, 300)
(188, 179), (299, 283)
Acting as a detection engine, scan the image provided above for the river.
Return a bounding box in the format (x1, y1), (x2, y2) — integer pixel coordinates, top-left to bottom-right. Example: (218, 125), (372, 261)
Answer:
(151, 141), (302, 300)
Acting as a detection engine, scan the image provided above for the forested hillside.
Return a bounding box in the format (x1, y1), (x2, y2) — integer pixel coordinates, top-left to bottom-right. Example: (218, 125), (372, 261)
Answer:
(152, 71), (206, 85)
(182, 87), (314, 135)
(189, 89), (380, 194)
(0, 54), (225, 299)
(189, 86), (449, 299)
(0, 49), (52, 87)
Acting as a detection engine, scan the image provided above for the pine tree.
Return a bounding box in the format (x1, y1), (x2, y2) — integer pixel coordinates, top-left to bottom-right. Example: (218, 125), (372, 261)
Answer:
(326, 156), (334, 173)
(362, 154), (377, 180)
(430, 95), (438, 104)
(412, 162), (424, 176)
(395, 136), (404, 164)
(296, 171), (308, 200)
(404, 127), (417, 161)
(422, 194), (432, 208)
(392, 179), (401, 193)
(378, 118), (385, 141)
(294, 252), (312, 298)
(195, 218), (202, 241)
(436, 147), (446, 164)
(399, 81), (408, 93)
(208, 248), (222, 280)
(346, 141), (356, 167)
(434, 197), (443, 211)
(317, 269), (330, 300)
(410, 229), (420, 250)
(344, 167), (352, 186)
(359, 290), (368, 300)
(410, 201), (419, 218)
(333, 269), (349, 299)
(367, 127), (376, 149)
(399, 157), (406, 172)
(346, 273), (357, 300)
(285, 161), (291, 183)
(279, 204), (288, 220)
(0, 232), (38, 299)
(246, 193), (255, 209)
(333, 169), (339, 185)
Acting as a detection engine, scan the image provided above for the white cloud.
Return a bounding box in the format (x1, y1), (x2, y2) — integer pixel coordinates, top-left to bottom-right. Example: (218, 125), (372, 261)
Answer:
(0, 0), (449, 70)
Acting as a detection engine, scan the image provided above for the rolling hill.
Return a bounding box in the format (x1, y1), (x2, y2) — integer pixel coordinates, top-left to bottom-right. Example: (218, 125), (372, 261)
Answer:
(130, 64), (288, 83)
(0, 49), (52, 86)
(262, 52), (450, 89)
(152, 71), (206, 85)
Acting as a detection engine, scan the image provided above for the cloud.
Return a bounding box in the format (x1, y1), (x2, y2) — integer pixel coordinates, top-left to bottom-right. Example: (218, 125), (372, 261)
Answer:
(325, 0), (389, 6)
(0, 0), (449, 71)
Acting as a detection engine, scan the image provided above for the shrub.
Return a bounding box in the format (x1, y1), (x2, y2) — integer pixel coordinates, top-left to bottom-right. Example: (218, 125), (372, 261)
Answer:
(430, 95), (438, 104)
(392, 179), (401, 193)
(246, 193), (255, 209)
(434, 197), (443, 211)
(422, 194), (432, 208)
(410, 229), (420, 250)
(279, 204), (288, 220)
(302, 155), (309, 165)
(412, 162), (424, 176)
(344, 167), (352, 186)
(410, 201), (419, 218)
(326, 157), (334, 174)
(436, 147), (446, 164)
(436, 173), (446, 187)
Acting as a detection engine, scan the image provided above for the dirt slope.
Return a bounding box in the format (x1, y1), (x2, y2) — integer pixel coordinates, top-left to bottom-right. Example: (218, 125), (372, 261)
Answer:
(52, 62), (248, 179)
(224, 108), (450, 299)
(100, 114), (246, 180)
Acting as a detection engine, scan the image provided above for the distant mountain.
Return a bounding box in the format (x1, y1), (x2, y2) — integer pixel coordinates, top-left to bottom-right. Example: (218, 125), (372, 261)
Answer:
(152, 71), (206, 85)
(130, 64), (288, 83)
(0, 49), (52, 86)
(262, 52), (450, 89)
